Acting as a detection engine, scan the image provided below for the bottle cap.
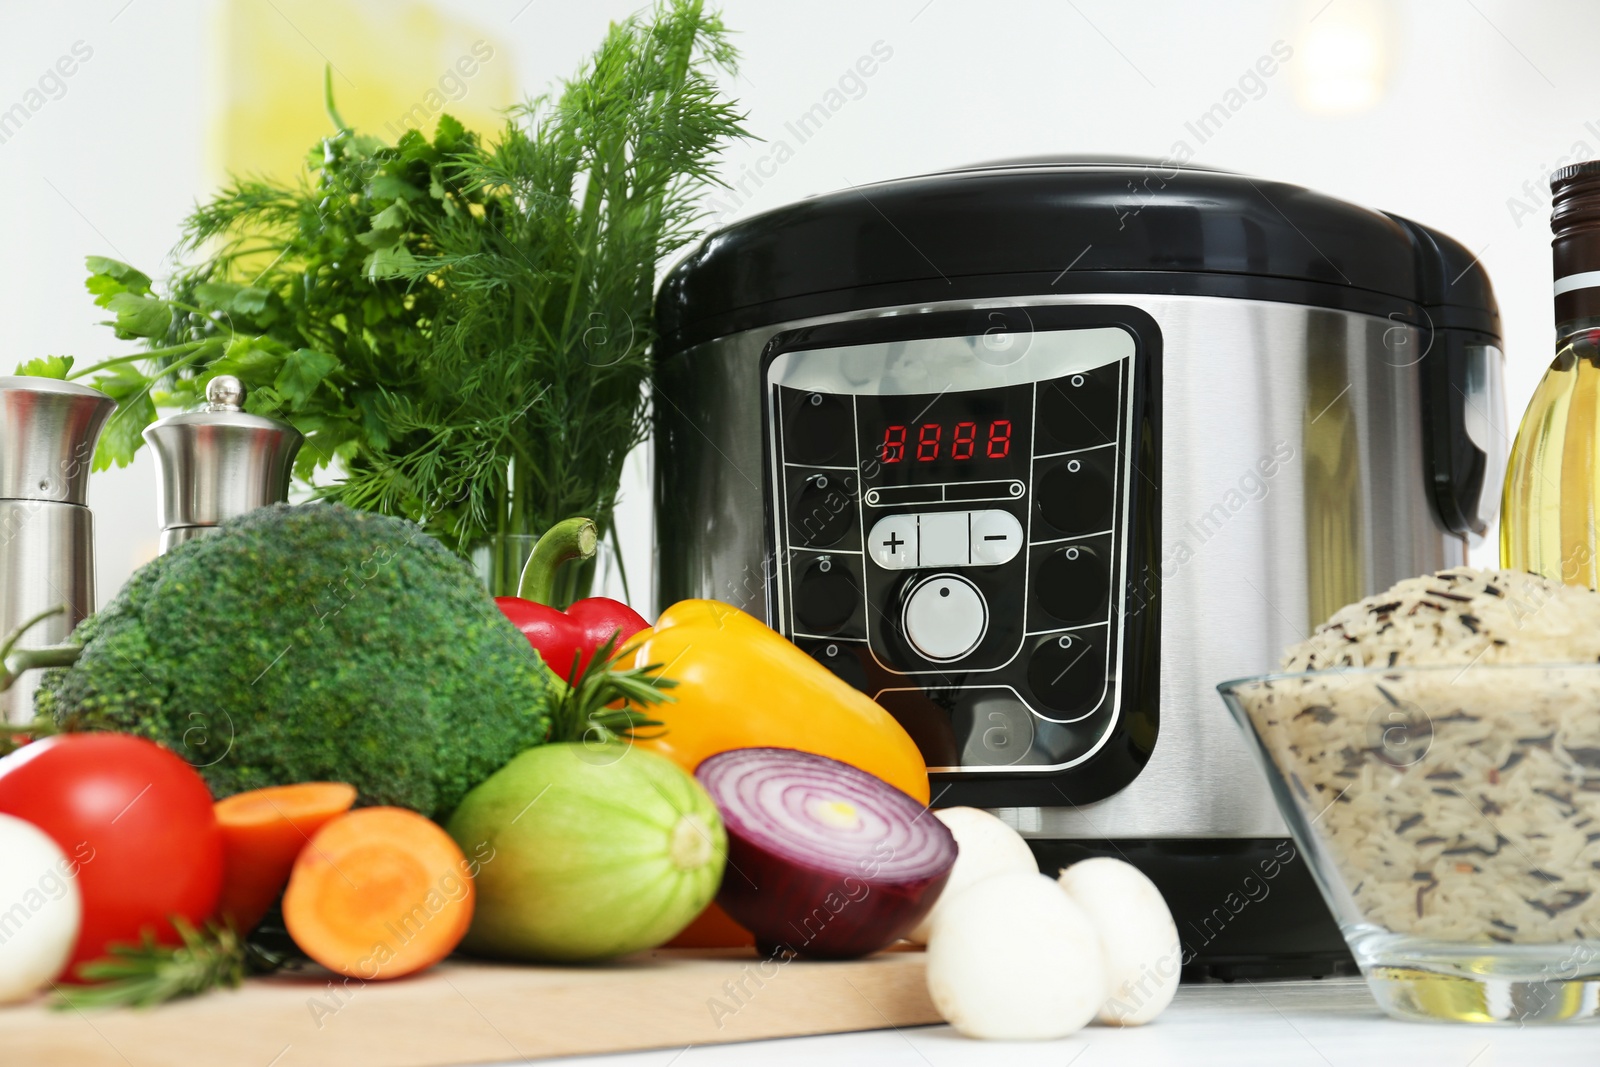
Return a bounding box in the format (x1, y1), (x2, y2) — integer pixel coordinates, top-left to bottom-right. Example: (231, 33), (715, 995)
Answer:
(1552, 160), (1600, 190)
(1548, 160), (1600, 326)
(1552, 161), (1600, 241)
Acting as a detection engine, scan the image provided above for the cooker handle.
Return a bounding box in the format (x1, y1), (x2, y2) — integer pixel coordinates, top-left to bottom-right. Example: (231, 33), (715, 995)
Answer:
(1387, 213), (1508, 540)
(1418, 329), (1507, 538)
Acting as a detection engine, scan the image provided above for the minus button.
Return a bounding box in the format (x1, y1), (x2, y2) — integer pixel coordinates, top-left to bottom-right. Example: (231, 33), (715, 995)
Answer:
(969, 510), (1024, 565)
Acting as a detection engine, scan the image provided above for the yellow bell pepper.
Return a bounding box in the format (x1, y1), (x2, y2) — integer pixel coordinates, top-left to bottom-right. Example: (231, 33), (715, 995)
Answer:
(626, 599), (931, 803)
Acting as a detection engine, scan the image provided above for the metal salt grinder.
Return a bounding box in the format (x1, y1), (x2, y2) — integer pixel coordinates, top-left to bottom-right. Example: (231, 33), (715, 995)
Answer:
(143, 375), (303, 554)
(0, 375), (116, 724)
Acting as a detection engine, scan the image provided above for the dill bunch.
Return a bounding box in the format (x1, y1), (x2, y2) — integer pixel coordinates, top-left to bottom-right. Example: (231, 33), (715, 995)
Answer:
(63, 0), (747, 603)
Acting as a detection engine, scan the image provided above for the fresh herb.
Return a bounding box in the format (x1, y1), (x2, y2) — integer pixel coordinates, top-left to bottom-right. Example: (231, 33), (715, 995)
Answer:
(548, 632), (675, 746)
(0, 605), (81, 694)
(55, 919), (288, 1011)
(13, 355), (74, 379)
(61, 0), (748, 603)
(0, 606), (79, 757)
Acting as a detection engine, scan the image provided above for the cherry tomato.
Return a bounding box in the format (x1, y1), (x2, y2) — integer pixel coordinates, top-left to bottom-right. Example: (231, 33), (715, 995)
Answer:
(0, 733), (223, 980)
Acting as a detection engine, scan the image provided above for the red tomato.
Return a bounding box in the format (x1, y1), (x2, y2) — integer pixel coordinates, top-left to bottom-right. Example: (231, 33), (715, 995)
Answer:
(0, 733), (223, 980)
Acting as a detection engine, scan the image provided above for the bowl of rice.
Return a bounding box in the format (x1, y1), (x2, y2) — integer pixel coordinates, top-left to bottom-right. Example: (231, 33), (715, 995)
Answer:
(1219, 567), (1600, 1024)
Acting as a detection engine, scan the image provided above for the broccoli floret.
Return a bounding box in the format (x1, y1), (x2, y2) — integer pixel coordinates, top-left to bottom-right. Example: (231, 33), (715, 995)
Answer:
(36, 503), (551, 819)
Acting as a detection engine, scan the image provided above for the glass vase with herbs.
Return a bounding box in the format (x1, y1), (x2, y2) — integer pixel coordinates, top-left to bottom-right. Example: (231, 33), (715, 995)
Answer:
(42, 0), (747, 606)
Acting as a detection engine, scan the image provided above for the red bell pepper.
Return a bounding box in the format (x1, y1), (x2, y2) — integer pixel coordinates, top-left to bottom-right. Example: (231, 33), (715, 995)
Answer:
(494, 518), (650, 682)
(496, 595), (649, 682)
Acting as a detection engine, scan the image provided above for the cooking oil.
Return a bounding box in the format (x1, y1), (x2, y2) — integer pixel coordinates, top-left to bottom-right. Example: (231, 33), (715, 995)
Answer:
(1501, 329), (1600, 587)
(1502, 158), (1600, 588)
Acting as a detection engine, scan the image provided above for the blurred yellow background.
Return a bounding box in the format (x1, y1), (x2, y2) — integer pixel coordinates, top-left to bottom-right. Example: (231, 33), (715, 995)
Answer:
(213, 0), (514, 184)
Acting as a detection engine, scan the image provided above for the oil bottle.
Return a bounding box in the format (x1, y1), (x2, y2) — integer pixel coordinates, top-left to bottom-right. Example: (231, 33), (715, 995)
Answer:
(1502, 161), (1600, 586)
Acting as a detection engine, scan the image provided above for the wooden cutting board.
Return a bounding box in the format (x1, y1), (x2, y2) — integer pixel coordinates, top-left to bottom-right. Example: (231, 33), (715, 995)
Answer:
(3, 948), (938, 1066)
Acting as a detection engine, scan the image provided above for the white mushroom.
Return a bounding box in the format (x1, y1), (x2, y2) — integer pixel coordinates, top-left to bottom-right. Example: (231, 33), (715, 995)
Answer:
(908, 806), (1038, 944)
(925, 871), (1107, 1040)
(1058, 857), (1181, 1025)
(0, 813), (81, 1003)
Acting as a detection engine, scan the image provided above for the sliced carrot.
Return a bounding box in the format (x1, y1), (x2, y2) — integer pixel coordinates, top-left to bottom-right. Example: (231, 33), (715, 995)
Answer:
(666, 900), (756, 949)
(283, 807), (474, 980)
(214, 782), (358, 934)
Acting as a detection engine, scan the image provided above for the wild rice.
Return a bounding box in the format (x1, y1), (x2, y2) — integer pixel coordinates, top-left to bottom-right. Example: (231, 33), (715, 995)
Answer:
(1235, 569), (1600, 943)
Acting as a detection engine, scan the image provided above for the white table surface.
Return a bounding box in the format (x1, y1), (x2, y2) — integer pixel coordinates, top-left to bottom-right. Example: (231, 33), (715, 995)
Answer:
(505, 977), (1595, 1067)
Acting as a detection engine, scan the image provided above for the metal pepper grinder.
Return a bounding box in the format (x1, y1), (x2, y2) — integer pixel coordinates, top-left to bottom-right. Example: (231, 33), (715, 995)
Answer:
(143, 375), (302, 554)
(0, 375), (116, 724)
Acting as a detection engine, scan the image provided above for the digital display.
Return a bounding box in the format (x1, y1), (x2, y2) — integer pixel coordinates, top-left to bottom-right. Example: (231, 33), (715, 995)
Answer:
(879, 420), (1013, 464)
(857, 383), (1032, 486)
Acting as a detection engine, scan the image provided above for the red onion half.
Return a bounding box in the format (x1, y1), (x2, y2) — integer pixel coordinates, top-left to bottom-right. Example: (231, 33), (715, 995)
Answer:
(696, 747), (957, 960)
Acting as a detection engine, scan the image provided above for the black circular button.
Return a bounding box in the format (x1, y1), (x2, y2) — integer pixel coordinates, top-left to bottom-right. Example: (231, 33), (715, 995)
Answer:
(794, 558), (857, 633)
(812, 642), (869, 692)
(1036, 545), (1110, 624)
(1027, 633), (1104, 716)
(789, 474), (855, 547)
(1039, 371), (1118, 453)
(1036, 456), (1114, 535)
(784, 392), (851, 466)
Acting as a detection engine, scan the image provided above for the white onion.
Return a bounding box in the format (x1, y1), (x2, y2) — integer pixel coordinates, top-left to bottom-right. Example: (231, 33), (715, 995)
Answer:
(925, 871), (1106, 1040)
(1058, 857), (1180, 1025)
(907, 806), (1037, 944)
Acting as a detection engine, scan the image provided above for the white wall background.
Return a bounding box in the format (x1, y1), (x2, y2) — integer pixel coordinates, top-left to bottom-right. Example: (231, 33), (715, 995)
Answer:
(0, 0), (1583, 608)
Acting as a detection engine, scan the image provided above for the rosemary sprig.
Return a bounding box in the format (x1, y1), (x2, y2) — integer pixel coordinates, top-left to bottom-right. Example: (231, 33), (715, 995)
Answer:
(55, 919), (288, 1011)
(548, 632), (675, 746)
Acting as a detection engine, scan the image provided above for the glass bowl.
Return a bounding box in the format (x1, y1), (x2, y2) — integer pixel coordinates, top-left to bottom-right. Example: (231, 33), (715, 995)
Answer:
(1219, 664), (1600, 1024)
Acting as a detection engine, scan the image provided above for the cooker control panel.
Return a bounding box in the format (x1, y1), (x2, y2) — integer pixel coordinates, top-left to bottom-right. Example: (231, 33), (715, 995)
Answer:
(763, 322), (1142, 778)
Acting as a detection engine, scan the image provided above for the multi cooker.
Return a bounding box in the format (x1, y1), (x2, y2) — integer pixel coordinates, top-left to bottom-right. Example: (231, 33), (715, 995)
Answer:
(651, 158), (1505, 976)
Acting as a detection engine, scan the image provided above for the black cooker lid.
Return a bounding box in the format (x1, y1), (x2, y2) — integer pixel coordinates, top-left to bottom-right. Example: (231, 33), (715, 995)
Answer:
(656, 157), (1498, 346)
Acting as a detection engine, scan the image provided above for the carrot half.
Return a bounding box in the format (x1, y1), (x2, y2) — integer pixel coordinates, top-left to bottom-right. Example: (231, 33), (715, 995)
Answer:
(283, 807), (474, 980)
(666, 901), (755, 949)
(214, 782), (358, 934)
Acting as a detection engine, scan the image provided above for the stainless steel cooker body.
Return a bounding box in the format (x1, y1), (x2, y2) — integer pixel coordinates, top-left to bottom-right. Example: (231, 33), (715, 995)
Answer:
(655, 292), (1482, 840)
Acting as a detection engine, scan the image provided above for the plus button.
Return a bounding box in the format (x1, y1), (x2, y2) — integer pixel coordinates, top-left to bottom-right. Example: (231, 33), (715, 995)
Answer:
(866, 514), (919, 570)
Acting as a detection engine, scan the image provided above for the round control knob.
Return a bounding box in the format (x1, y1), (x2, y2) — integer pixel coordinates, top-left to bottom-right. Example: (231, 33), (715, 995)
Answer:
(901, 573), (988, 662)
(794, 558), (857, 633)
(1037, 455), (1114, 536)
(789, 473), (854, 547)
(1036, 544), (1110, 624)
(1038, 370), (1118, 452)
(784, 392), (851, 466)
(1027, 632), (1104, 716)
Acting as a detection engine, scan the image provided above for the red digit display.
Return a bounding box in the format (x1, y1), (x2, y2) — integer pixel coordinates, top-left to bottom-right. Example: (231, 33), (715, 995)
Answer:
(952, 421), (976, 460)
(986, 419), (1012, 459)
(881, 425), (907, 463)
(872, 417), (1021, 467)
